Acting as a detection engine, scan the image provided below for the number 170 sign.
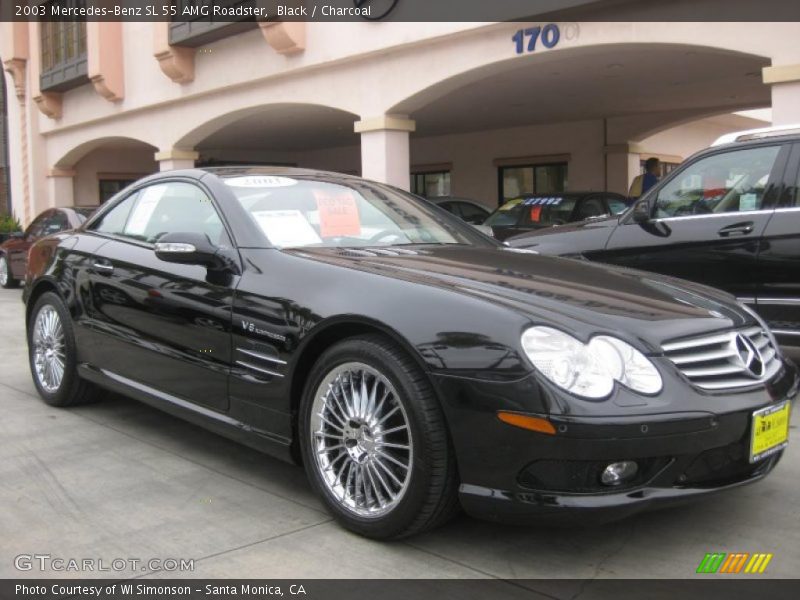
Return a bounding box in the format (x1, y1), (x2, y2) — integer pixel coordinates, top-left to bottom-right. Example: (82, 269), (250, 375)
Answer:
(512, 24), (561, 54)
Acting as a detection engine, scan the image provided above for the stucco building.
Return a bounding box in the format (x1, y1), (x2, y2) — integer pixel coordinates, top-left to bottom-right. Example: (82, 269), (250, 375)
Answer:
(2, 8), (800, 224)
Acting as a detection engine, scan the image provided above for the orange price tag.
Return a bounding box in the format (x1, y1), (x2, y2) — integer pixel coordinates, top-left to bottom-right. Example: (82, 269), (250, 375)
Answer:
(314, 190), (361, 237)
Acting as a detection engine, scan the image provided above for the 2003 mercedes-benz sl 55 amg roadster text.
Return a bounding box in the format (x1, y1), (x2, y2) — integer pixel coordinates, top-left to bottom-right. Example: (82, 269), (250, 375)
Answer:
(23, 168), (797, 538)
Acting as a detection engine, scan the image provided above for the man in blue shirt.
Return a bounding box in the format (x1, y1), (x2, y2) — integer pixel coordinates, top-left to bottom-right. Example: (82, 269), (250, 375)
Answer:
(627, 157), (661, 203)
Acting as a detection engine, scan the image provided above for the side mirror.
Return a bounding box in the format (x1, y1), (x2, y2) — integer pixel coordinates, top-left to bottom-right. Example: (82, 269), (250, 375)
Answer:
(154, 232), (239, 273)
(631, 200), (651, 224)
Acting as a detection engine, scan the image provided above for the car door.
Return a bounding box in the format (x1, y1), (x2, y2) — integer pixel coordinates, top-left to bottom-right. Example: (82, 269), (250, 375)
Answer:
(7, 211), (50, 278)
(84, 180), (237, 412)
(756, 142), (800, 352)
(602, 143), (790, 298)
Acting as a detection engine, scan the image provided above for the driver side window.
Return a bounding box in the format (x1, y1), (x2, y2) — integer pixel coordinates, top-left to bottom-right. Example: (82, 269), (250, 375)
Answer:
(93, 182), (229, 246)
(654, 146), (781, 218)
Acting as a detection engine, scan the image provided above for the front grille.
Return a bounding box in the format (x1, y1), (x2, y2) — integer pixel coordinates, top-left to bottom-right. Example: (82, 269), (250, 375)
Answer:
(662, 326), (783, 391)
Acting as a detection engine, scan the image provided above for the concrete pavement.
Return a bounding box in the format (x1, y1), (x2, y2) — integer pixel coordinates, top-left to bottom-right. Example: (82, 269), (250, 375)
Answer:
(1, 287), (798, 585)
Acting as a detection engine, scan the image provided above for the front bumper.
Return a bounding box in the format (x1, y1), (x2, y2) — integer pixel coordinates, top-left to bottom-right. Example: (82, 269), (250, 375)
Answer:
(432, 358), (798, 524)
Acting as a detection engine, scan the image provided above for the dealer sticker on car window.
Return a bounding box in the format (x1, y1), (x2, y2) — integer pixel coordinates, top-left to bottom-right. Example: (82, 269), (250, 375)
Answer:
(225, 176), (298, 188)
(126, 184), (166, 236)
(314, 189), (361, 238)
(251, 210), (321, 248)
(500, 199), (523, 211)
(739, 193), (758, 211)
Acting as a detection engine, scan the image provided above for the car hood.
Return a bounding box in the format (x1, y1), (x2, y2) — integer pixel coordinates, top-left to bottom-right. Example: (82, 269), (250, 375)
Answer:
(287, 245), (752, 351)
(505, 214), (620, 250)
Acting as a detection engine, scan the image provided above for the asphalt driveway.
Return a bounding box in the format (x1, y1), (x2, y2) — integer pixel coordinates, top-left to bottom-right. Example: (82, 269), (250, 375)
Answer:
(1, 287), (798, 584)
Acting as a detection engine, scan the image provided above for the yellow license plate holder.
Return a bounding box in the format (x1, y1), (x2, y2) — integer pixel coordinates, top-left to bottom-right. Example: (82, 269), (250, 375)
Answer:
(750, 401), (790, 463)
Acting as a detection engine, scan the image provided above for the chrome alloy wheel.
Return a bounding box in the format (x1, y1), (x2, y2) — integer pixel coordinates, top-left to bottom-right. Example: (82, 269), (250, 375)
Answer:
(0, 257), (8, 286)
(32, 305), (66, 393)
(310, 362), (413, 518)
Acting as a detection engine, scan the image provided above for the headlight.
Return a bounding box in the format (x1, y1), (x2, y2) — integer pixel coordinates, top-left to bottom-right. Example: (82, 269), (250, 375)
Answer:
(521, 326), (662, 400)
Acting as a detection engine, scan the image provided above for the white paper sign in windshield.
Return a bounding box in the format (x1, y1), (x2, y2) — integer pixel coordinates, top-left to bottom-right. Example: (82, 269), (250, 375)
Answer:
(251, 210), (321, 247)
(225, 176), (298, 188)
(126, 185), (167, 236)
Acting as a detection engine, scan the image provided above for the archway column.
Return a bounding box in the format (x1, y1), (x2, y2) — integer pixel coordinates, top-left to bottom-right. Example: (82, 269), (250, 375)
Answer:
(155, 148), (198, 171)
(605, 143), (642, 196)
(763, 64), (800, 125)
(355, 116), (415, 190)
(47, 169), (75, 208)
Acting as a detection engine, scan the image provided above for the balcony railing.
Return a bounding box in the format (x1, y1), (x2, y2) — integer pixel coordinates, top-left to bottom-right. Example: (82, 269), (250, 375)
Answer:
(169, 0), (257, 47)
(39, 1), (89, 92)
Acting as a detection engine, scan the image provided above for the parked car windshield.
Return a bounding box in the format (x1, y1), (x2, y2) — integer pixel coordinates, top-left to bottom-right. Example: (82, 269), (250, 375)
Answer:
(485, 196), (578, 228)
(225, 175), (490, 249)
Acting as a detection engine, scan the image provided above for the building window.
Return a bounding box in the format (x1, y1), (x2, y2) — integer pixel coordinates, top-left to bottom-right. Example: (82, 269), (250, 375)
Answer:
(40, 1), (89, 92)
(640, 159), (681, 179)
(411, 171), (451, 198)
(498, 163), (567, 205)
(99, 179), (137, 204)
(169, 0), (257, 47)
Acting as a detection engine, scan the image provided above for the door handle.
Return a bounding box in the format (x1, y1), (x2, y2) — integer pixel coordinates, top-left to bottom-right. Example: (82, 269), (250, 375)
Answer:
(92, 261), (114, 275)
(717, 222), (754, 237)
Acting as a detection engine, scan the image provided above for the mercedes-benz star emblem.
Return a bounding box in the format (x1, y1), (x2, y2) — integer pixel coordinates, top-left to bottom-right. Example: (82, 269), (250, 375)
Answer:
(734, 333), (765, 378)
(354, 0), (400, 21)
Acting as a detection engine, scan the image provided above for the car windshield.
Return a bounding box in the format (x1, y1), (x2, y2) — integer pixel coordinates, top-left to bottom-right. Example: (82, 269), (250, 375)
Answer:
(225, 175), (489, 249)
(485, 196), (578, 228)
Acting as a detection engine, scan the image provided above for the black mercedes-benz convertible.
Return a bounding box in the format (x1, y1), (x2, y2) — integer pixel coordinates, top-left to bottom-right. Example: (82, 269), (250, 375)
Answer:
(23, 168), (796, 539)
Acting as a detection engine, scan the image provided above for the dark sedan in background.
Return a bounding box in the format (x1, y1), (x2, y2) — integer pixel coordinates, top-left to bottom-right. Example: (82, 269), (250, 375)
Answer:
(507, 128), (800, 361)
(22, 167), (796, 539)
(484, 191), (628, 241)
(0, 206), (95, 288)
(427, 196), (491, 224)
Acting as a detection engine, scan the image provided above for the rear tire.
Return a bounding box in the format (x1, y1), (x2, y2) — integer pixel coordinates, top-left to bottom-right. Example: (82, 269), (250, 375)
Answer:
(0, 255), (18, 288)
(300, 334), (459, 539)
(28, 292), (100, 407)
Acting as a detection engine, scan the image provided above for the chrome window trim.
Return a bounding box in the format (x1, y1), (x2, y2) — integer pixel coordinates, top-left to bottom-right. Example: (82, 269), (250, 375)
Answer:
(651, 209), (770, 224)
(758, 298), (800, 306)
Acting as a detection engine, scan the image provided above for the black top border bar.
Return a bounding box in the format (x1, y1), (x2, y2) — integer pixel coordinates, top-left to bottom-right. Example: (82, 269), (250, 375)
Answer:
(3, 0), (800, 23)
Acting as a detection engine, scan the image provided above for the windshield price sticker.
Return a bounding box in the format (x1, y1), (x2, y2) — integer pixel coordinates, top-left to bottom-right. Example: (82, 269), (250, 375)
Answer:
(314, 190), (361, 237)
(251, 210), (322, 248)
(525, 197), (563, 206)
(125, 185), (166, 235)
(225, 176), (298, 188)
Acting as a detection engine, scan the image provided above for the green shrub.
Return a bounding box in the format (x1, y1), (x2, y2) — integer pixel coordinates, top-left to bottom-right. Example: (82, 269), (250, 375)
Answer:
(0, 214), (22, 234)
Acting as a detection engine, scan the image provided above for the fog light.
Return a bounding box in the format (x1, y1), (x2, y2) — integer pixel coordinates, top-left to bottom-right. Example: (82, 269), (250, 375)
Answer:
(601, 461), (638, 486)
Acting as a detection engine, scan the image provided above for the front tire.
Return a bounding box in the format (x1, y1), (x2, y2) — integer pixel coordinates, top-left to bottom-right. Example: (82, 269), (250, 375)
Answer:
(300, 335), (459, 539)
(28, 292), (100, 407)
(0, 255), (18, 288)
